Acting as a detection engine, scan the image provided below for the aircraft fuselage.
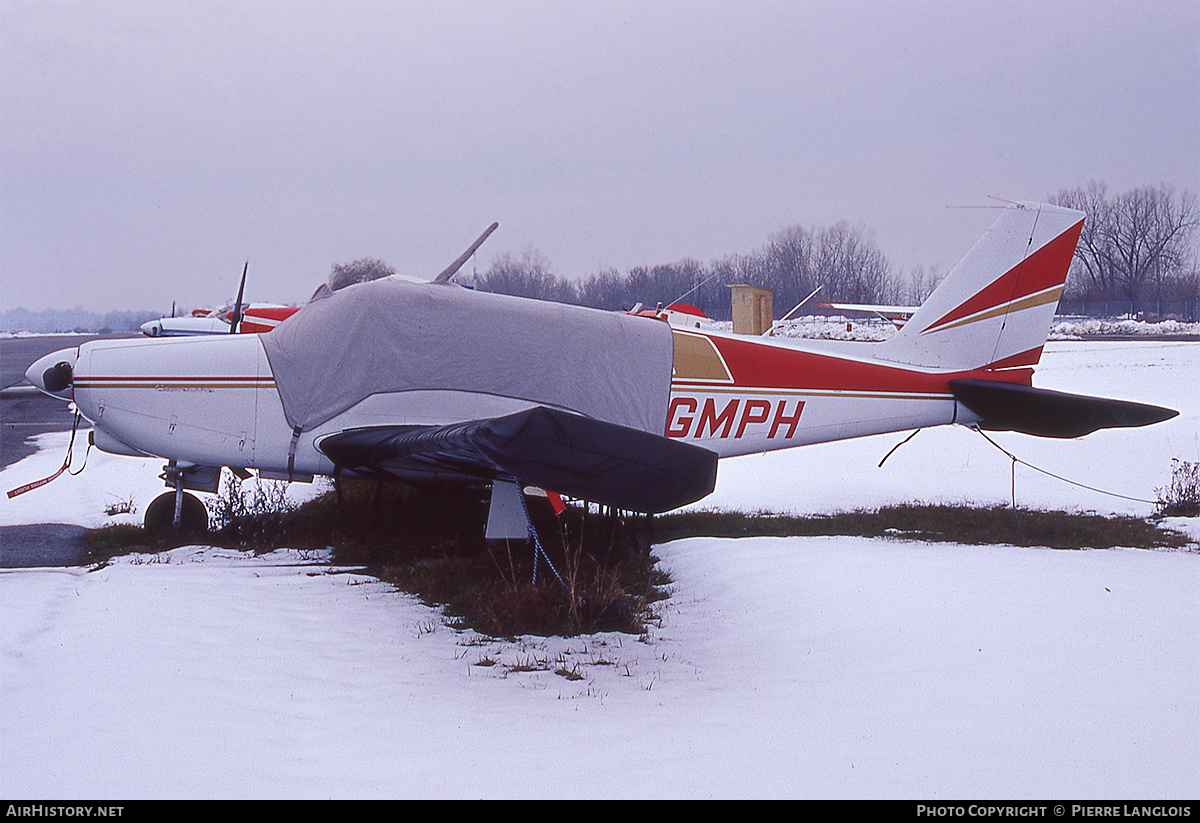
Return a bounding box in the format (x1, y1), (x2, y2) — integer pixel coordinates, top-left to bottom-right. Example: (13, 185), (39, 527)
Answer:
(28, 323), (1002, 483)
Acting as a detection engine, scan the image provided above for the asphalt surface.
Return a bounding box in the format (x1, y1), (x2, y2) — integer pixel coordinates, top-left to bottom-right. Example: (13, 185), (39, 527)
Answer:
(2, 334), (98, 467)
(2, 334), (119, 567)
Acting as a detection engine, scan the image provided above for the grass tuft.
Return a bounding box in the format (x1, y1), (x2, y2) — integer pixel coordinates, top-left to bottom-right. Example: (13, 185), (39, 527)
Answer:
(1157, 459), (1200, 516)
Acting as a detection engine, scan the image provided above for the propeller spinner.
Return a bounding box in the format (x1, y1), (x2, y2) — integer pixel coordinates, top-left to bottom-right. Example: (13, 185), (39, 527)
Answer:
(26, 348), (78, 399)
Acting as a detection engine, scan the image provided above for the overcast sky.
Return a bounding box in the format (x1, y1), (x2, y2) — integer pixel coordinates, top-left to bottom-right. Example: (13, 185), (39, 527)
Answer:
(2, 0), (1197, 314)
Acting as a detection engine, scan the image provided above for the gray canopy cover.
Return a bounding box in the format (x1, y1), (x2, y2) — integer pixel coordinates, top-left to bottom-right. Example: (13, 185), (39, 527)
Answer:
(260, 277), (675, 435)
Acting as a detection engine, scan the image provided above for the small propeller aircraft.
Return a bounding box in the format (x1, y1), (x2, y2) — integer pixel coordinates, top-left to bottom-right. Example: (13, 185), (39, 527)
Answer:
(140, 263), (301, 337)
(140, 304), (300, 337)
(627, 302), (719, 330)
(141, 304), (302, 337)
(815, 301), (917, 329)
(24, 203), (1177, 535)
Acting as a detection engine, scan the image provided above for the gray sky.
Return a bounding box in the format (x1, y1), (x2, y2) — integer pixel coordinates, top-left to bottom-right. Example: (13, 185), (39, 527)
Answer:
(2, 0), (1197, 313)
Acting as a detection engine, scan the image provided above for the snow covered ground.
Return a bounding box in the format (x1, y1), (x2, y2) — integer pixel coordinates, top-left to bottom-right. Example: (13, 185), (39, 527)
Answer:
(1, 340), (1197, 799)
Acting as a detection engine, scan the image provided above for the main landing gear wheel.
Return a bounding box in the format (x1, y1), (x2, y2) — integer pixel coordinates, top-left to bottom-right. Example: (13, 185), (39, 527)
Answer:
(144, 490), (209, 535)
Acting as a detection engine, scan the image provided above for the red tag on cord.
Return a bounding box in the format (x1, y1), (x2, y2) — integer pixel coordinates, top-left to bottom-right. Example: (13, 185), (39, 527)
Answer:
(7, 459), (69, 498)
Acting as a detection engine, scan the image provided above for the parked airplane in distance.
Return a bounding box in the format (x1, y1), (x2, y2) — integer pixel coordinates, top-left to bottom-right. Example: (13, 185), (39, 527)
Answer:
(140, 261), (299, 337)
(141, 304), (299, 337)
(627, 302), (720, 330)
(816, 301), (917, 328)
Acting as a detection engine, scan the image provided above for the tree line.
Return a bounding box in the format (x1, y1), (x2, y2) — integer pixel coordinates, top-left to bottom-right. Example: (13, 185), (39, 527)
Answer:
(1051, 182), (1199, 319)
(0, 307), (160, 334)
(464, 182), (1198, 322)
(7, 182), (1195, 333)
(468, 222), (910, 321)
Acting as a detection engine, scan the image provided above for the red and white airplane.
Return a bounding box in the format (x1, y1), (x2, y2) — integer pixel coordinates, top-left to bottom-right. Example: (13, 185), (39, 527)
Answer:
(140, 304), (300, 337)
(627, 301), (720, 330)
(24, 203), (1177, 533)
(140, 263), (300, 337)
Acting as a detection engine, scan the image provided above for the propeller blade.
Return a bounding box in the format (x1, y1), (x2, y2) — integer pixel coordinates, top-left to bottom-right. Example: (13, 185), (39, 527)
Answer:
(229, 260), (248, 333)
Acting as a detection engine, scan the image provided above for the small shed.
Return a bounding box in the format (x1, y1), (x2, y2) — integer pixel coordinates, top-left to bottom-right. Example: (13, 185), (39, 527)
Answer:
(727, 284), (773, 335)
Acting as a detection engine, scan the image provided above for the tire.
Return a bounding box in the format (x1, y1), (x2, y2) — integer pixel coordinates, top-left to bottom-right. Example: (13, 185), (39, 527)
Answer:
(144, 491), (209, 535)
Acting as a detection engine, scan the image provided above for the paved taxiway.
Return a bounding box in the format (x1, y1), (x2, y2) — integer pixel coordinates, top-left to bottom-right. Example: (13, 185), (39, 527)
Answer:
(2, 335), (98, 465)
(2, 334), (124, 567)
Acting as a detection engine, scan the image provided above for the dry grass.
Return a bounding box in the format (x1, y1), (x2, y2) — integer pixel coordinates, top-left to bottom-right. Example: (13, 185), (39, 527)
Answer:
(84, 480), (1194, 636)
(651, 504), (1192, 550)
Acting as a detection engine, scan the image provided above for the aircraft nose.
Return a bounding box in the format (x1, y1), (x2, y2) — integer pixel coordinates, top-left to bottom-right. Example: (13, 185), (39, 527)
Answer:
(25, 348), (78, 399)
(141, 320), (161, 336)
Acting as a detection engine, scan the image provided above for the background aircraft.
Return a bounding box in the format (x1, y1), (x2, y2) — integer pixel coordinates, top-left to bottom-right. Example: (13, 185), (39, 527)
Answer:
(815, 301), (916, 328)
(627, 302), (719, 330)
(140, 304), (299, 337)
(139, 261), (300, 337)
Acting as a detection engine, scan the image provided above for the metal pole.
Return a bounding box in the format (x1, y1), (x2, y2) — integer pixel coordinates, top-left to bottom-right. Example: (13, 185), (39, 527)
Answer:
(173, 472), (184, 528)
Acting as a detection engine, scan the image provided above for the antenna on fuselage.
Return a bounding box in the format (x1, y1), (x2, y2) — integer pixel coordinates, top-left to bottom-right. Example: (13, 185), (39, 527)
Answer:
(777, 285), (823, 325)
(433, 222), (499, 284)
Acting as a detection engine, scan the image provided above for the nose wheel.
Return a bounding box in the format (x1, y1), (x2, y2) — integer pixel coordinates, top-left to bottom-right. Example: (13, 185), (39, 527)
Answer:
(145, 461), (212, 535)
(144, 490), (209, 534)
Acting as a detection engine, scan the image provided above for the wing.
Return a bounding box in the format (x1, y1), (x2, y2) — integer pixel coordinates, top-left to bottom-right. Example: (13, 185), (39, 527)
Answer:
(818, 302), (917, 316)
(316, 406), (718, 514)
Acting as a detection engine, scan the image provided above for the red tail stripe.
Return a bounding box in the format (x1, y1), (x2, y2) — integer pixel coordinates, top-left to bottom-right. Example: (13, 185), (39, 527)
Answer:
(921, 219), (1083, 333)
(984, 346), (1044, 370)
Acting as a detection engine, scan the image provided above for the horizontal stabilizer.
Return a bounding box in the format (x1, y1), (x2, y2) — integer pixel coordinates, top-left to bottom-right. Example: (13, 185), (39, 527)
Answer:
(949, 379), (1178, 438)
(318, 406), (718, 513)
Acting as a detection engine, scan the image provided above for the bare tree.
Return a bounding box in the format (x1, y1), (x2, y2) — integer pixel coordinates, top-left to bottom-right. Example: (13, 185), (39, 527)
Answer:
(473, 245), (577, 304)
(328, 257), (397, 291)
(762, 224), (816, 313)
(720, 221), (895, 314)
(904, 264), (943, 305)
(1053, 182), (1198, 314)
(576, 267), (627, 310)
(813, 222), (892, 304)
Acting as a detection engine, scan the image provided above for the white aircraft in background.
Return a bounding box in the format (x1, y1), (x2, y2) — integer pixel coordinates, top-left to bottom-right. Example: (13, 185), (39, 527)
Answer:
(24, 205), (1176, 535)
(141, 304), (299, 337)
(627, 302), (720, 330)
(140, 307), (230, 337)
(816, 301), (917, 328)
(140, 263), (300, 337)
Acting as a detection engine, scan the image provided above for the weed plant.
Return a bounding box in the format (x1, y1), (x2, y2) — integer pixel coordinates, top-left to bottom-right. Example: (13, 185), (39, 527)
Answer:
(355, 483), (669, 637)
(1156, 459), (1200, 516)
(205, 474), (298, 548)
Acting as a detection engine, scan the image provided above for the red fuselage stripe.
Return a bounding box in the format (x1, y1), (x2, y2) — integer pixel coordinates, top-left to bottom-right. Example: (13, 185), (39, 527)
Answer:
(699, 335), (1033, 393)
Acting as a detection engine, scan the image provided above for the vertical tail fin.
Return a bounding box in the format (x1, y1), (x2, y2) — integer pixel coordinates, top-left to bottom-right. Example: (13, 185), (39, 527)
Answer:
(878, 202), (1084, 371)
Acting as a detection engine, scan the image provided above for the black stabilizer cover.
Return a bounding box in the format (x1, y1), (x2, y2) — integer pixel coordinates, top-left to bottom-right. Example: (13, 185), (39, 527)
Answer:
(319, 406), (718, 513)
(949, 379), (1177, 438)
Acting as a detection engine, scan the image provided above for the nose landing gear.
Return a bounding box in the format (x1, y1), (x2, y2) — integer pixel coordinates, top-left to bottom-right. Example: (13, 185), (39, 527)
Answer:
(144, 489), (208, 535)
(143, 462), (216, 535)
